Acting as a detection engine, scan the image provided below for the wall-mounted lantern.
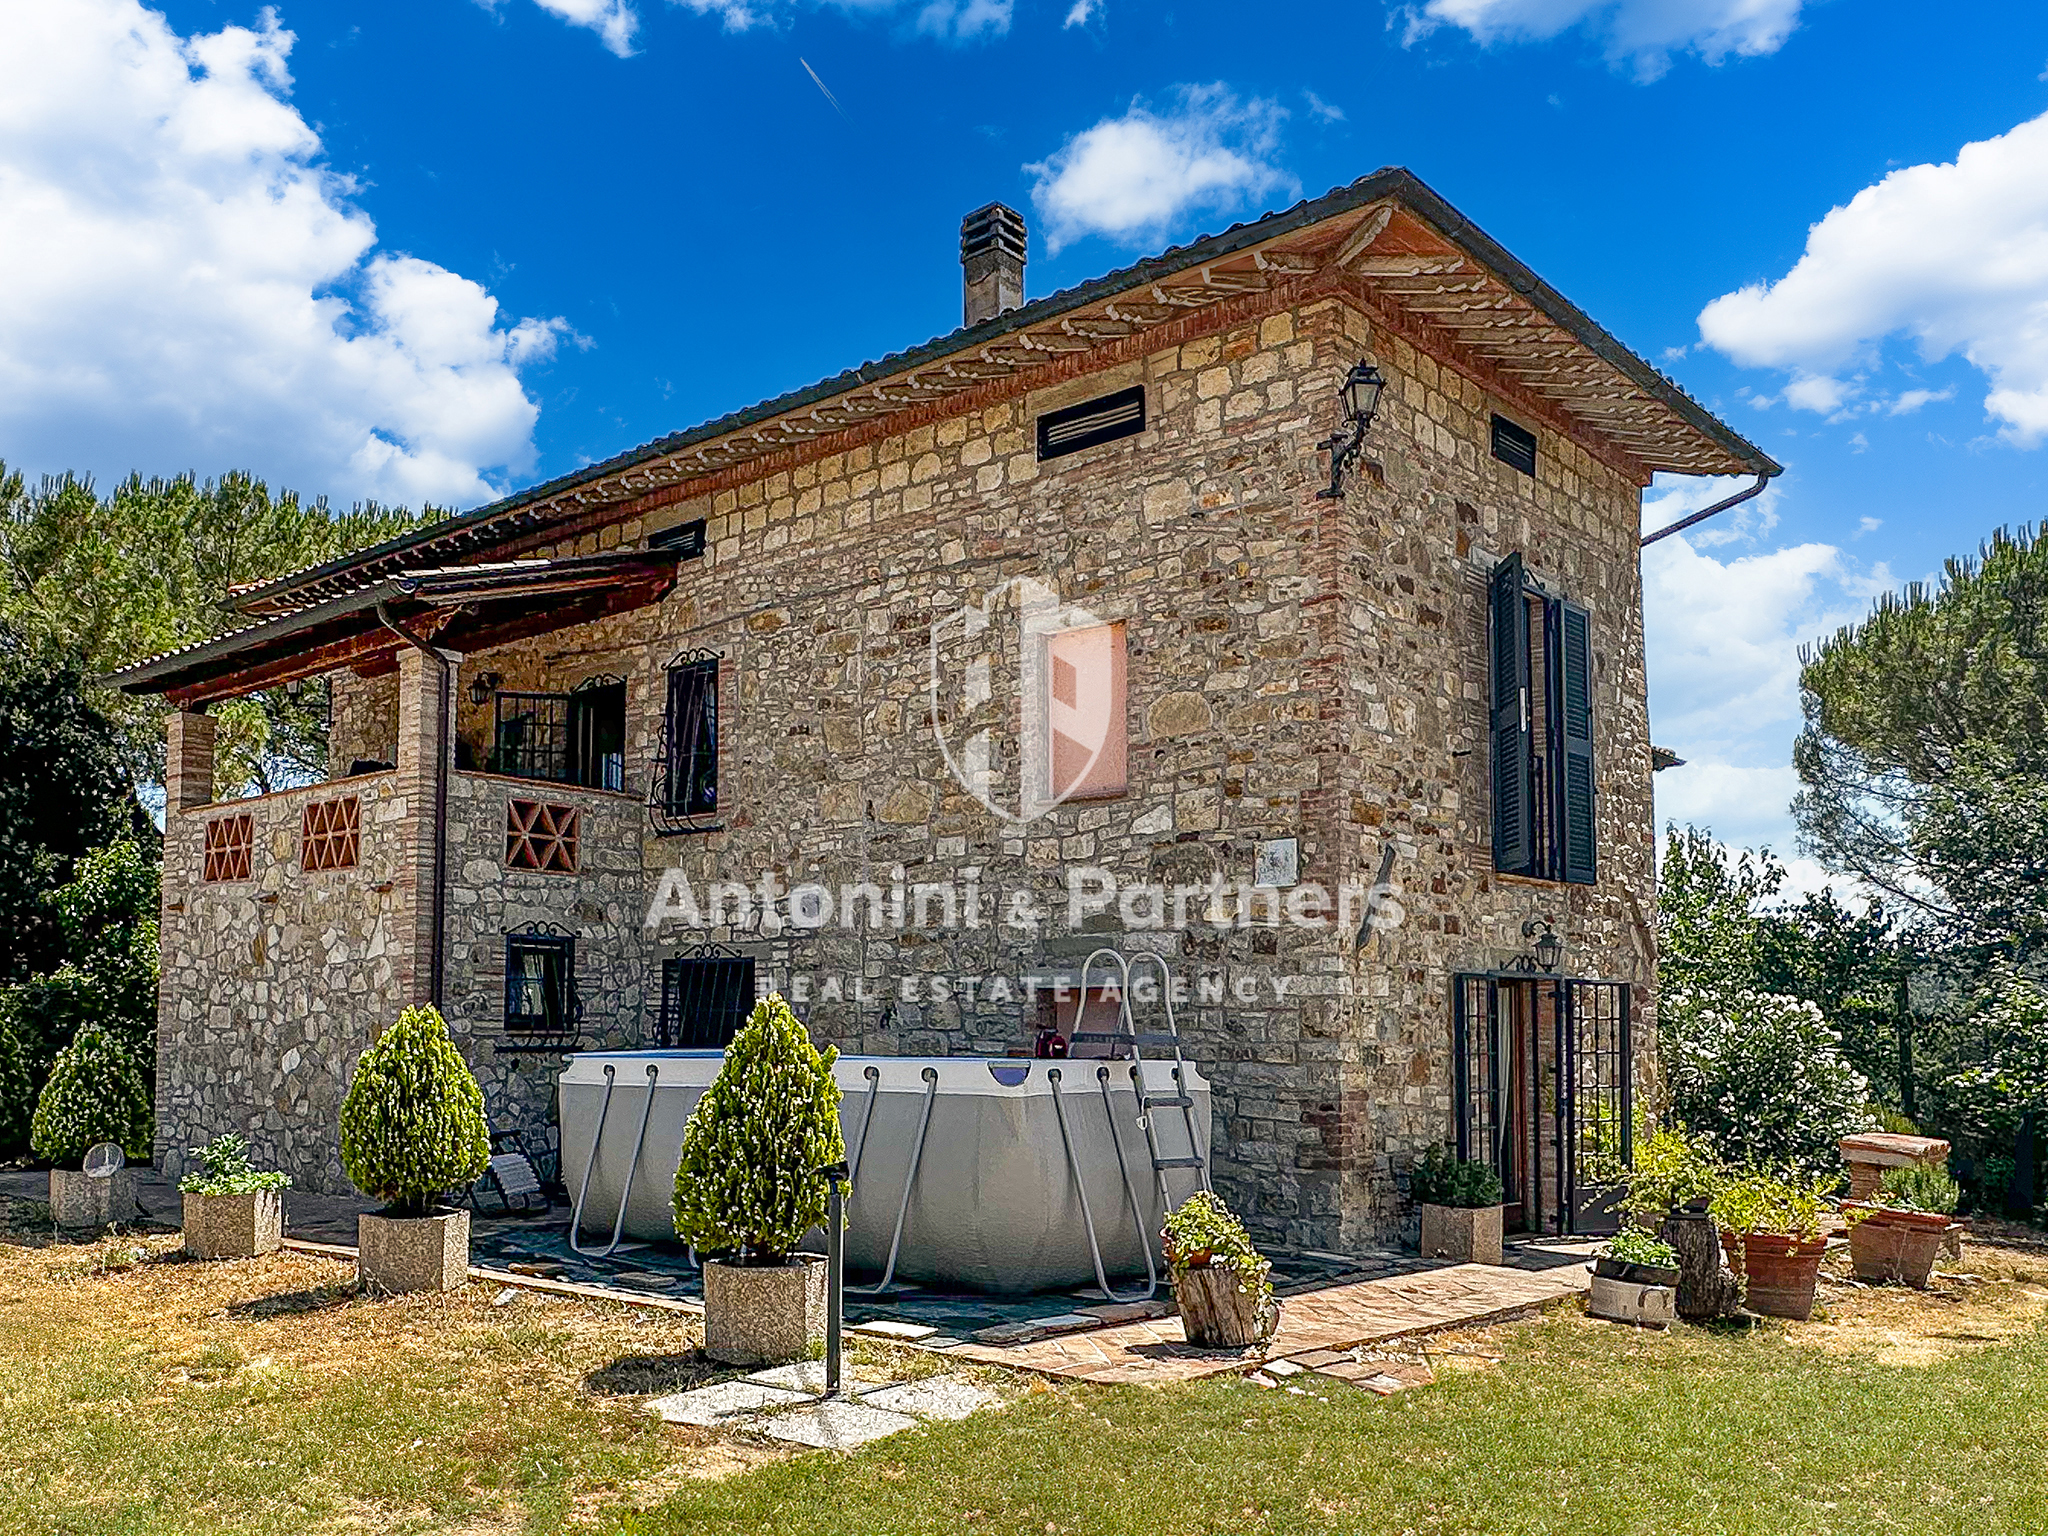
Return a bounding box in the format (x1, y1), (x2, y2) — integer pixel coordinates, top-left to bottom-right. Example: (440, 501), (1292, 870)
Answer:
(1315, 359), (1386, 501)
(1523, 918), (1564, 974)
(468, 670), (503, 707)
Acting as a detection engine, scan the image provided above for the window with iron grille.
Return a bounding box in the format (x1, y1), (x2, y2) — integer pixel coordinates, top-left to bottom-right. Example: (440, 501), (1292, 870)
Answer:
(653, 949), (756, 1048)
(505, 928), (581, 1036)
(299, 795), (360, 872)
(202, 814), (255, 882)
(649, 651), (719, 834)
(1490, 552), (1595, 884)
(491, 680), (626, 790)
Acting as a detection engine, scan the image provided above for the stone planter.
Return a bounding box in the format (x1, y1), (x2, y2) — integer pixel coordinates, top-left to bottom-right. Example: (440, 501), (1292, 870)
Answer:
(358, 1208), (470, 1294)
(1172, 1262), (1275, 1348)
(702, 1256), (827, 1366)
(50, 1168), (138, 1231)
(1846, 1204), (1961, 1289)
(1419, 1203), (1504, 1266)
(1587, 1275), (1676, 1328)
(183, 1189), (284, 1261)
(1721, 1230), (1828, 1321)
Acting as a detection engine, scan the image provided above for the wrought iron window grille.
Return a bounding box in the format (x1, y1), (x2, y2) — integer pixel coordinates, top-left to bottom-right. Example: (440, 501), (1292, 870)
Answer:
(647, 648), (722, 837)
(501, 923), (584, 1052)
(651, 942), (757, 1048)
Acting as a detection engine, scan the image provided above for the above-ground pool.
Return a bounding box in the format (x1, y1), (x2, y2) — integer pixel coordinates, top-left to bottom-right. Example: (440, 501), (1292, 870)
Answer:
(557, 1051), (1211, 1295)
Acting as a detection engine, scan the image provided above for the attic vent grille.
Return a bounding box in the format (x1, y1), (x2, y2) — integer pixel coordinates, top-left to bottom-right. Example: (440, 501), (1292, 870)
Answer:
(1491, 415), (1537, 477)
(1037, 385), (1146, 461)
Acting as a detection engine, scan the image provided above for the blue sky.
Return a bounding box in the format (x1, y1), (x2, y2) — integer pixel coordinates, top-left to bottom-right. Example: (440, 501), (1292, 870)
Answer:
(6, 0), (2048, 875)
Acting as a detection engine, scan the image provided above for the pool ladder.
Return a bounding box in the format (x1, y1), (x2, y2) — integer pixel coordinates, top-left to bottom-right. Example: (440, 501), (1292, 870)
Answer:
(1048, 948), (1212, 1302)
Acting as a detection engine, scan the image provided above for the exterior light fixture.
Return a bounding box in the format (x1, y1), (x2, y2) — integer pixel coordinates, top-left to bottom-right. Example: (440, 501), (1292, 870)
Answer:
(1316, 359), (1386, 501)
(1523, 918), (1564, 974)
(468, 670), (502, 707)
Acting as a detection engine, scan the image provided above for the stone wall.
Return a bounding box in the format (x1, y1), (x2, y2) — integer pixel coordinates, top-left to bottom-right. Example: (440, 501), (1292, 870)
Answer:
(155, 771), (414, 1191)
(266, 282), (1656, 1246)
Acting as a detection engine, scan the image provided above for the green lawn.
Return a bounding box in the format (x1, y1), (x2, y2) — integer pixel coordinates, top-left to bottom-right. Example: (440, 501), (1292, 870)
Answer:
(4, 1207), (2047, 1536)
(632, 1301), (2048, 1536)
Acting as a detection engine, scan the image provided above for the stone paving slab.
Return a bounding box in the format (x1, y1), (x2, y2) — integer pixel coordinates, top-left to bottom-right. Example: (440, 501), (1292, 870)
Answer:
(650, 1380), (812, 1425)
(862, 1374), (995, 1421)
(758, 1399), (922, 1451)
(746, 1360), (889, 1394)
(944, 1259), (1592, 1385)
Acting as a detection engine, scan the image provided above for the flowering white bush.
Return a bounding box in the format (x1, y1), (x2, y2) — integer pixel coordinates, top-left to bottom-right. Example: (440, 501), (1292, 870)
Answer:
(1662, 988), (1873, 1177)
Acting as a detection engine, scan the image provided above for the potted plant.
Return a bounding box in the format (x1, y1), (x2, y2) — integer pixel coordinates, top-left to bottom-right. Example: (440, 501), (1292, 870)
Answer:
(1710, 1170), (1835, 1321)
(1588, 1226), (1682, 1326)
(1412, 1143), (1505, 1265)
(179, 1133), (289, 1260)
(30, 1027), (152, 1231)
(1161, 1191), (1277, 1348)
(1620, 1126), (1740, 1321)
(1845, 1163), (1962, 1289)
(339, 1005), (492, 1293)
(1593, 1225), (1681, 1288)
(673, 994), (844, 1366)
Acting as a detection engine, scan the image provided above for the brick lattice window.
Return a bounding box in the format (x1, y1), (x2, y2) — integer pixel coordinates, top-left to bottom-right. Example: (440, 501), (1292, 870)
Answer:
(506, 799), (580, 873)
(299, 796), (361, 872)
(202, 813), (255, 882)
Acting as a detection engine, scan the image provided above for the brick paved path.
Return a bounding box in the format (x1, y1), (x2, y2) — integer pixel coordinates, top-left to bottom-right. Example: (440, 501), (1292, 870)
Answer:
(945, 1259), (1591, 1384)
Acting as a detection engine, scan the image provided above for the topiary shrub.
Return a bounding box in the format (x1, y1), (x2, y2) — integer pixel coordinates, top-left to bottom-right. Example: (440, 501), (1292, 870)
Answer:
(1411, 1142), (1504, 1208)
(339, 1005), (490, 1217)
(673, 994), (843, 1264)
(29, 1025), (152, 1168)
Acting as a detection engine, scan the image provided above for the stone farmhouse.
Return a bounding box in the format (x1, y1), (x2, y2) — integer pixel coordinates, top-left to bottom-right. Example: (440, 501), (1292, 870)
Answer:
(112, 168), (1778, 1253)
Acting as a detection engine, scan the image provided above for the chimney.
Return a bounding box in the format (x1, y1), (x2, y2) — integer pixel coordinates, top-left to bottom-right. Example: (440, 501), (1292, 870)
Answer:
(960, 203), (1027, 327)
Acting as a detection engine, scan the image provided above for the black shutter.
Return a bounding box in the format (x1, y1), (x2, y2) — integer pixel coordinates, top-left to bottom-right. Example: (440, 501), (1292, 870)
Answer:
(1490, 554), (1535, 876)
(1560, 600), (1597, 885)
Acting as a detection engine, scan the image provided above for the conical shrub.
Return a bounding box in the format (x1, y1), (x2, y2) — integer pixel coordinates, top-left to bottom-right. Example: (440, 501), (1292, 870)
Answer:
(29, 1025), (152, 1168)
(339, 1005), (490, 1217)
(673, 994), (843, 1263)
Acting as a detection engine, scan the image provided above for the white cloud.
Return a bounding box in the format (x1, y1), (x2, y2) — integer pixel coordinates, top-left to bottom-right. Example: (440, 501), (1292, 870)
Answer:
(1063, 0), (1097, 25)
(1026, 86), (1294, 254)
(1303, 90), (1344, 123)
(1889, 386), (1953, 416)
(1642, 484), (1892, 860)
(0, 0), (572, 509)
(1700, 109), (2048, 447)
(918, 0), (1012, 39)
(1398, 0), (1806, 82)
(523, 0), (637, 53)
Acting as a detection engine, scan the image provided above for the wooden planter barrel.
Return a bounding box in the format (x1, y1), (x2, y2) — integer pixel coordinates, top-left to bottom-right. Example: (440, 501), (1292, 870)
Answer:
(1173, 1262), (1273, 1348)
(1721, 1231), (1828, 1321)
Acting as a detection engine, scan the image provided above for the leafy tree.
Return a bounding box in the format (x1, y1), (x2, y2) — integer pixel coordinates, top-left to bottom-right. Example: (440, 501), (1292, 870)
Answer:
(0, 1019), (30, 1154)
(1657, 825), (1784, 1002)
(0, 462), (426, 797)
(339, 1006), (491, 1216)
(673, 995), (844, 1264)
(0, 623), (130, 986)
(1921, 974), (2048, 1171)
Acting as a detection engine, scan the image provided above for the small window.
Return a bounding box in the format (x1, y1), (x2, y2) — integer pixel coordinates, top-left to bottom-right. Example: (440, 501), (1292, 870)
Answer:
(1037, 385), (1146, 461)
(202, 814), (255, 883)
(506, 799), (580, 873)
(492, 692), (571, 781)
(651, 652), (719, 834)
(1490, 553), (1595, 885)
(1491, 415), (1537, 477)
(505, 928), (581, 1036)
(300, 796), (360, 872)
(654, 949), (757, 1048)
(1046, 622), (1127, 802)
(649, 518), (707, 559)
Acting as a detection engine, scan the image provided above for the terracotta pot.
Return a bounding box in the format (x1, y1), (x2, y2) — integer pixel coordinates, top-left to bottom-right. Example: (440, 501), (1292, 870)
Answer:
(1720, 1230), (1828, 1321)
(1845, 1204), (1962, 1289)
(1172, 1261), (1274, 1348)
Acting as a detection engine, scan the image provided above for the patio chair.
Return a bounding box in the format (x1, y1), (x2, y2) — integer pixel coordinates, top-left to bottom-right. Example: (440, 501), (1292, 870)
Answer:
(470, 1130), (550, 1214)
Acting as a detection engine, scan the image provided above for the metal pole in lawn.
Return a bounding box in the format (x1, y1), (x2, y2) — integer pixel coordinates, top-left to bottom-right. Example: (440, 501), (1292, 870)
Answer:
(819, 1160), (849, 1397)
